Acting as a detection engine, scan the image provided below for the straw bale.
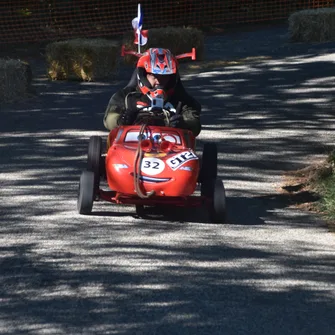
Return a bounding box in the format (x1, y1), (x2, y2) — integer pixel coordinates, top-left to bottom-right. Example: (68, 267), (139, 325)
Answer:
(0, 59), (33, 103)
(46, 38), (120, 81)
(289, 8), (335, 43)
(122, 27), (204, 65)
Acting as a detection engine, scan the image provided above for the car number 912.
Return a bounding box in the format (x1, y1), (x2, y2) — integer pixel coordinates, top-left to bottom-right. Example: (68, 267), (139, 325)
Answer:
(167, 151), (198, 170)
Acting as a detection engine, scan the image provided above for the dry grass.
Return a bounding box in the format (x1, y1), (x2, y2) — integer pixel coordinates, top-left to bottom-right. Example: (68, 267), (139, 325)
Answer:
(46, 38), (120, 81)
(289, 8), (335, 42)
(0, 59), (33, 103)
(282, 161), (332, 194)
(122, 27), (204, 65)
(280, 156), (335, 231)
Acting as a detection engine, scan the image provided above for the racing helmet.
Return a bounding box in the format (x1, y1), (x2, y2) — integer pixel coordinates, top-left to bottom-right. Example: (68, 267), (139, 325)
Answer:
(136, 48), (178, 99)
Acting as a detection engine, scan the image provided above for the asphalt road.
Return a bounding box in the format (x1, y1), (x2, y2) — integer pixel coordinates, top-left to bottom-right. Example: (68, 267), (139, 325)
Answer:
(1, 25), (335, 334)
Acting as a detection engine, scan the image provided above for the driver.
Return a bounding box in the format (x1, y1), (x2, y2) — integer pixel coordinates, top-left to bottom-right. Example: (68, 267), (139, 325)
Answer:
(103, 48), (201, 137)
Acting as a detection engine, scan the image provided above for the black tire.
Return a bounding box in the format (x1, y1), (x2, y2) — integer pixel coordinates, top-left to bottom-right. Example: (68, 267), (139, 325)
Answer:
(77, 171), (95, 215)
(202, 178), (226, 223)
(136, 205), (145, 218)
(87, 136), (102, 192)
(100, 155), (107, 180)
(210, 179), (227, 223)
(199, 142), (217, 183)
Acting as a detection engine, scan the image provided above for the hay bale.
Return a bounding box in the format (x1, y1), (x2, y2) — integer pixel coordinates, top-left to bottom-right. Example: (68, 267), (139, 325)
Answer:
(289, 8), (335, 43)
(0, 59), (33, 103)
(46, 38), (120, 81)
(122, 27), (204, 65)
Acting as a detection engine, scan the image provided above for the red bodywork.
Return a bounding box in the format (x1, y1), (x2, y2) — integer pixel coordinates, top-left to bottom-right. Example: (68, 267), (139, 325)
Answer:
(99, 125), (204, 207)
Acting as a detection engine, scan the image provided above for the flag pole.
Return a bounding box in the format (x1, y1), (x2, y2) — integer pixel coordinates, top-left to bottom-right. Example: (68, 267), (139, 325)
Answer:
(137, 3), (141, 54)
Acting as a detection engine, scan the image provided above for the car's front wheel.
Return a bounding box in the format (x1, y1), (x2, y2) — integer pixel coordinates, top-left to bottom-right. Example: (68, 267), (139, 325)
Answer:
(77, 170), (95, 215)
(87, 136), (102, 194)
(198, 142), (217, 183)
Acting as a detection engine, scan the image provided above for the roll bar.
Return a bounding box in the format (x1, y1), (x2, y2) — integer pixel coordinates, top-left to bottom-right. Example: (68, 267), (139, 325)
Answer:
(120, 45), (196, 60)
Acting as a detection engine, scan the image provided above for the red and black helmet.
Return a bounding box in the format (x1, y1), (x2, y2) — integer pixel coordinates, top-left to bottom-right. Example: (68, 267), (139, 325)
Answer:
(136, 48), (178, 98)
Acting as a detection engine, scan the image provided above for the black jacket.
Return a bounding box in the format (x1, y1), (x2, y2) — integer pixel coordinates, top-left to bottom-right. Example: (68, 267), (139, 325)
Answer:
(103, 78), (201, 136)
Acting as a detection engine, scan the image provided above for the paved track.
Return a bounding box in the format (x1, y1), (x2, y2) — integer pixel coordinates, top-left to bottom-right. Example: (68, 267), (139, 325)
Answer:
(1, 25), (335, 334)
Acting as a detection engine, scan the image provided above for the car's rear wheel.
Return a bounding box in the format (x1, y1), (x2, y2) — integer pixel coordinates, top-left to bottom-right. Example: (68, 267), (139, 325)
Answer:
(199, 142), (217, 183)
(202, 178), (226, 223)
(211, 179), (227, 223)
(77, 170), (95, 215)
(136, 205), (145, 217)
(87, 136), (102, 193)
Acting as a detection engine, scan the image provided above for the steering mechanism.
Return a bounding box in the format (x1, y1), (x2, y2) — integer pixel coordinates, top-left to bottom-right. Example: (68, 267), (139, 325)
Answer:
(151, 96), (164, 110)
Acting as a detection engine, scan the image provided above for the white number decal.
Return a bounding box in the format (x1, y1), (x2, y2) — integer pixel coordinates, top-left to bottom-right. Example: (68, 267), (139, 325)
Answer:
(141, 158), (165, 175)
(167, 151), (198, 170)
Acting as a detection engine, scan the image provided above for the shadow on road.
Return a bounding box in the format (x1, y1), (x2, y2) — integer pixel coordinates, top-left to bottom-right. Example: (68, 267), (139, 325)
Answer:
(0, 239), (334, 334)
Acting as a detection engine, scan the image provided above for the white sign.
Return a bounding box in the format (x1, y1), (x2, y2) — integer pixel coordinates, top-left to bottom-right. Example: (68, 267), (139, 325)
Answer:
(141, 158), (165, 175)
(166, 151), (198, 170)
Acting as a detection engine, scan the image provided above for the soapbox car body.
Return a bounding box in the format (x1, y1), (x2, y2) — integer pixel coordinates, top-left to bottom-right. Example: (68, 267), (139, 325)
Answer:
(77, 117), (226, 223)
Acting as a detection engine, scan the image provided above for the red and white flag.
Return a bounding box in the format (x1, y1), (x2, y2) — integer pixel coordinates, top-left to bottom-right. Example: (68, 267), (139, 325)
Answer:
(132, 3), (148, 47)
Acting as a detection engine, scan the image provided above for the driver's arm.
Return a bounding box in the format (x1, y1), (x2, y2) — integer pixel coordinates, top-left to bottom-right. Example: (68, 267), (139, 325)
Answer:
(103, 89), (128, 130)
(181, 103), (201, 137)
(173, 80), (202, 137)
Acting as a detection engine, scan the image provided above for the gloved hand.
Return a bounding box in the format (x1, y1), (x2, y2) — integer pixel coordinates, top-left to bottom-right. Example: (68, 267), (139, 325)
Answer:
(117, 109), (138, 126)
(169, 113), (184, 128)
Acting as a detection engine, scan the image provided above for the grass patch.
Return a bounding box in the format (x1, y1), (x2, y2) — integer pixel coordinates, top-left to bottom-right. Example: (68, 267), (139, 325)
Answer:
(317, 174), (335, 221)
(281, 151), (335, 231)
(313, 152), (335, 226)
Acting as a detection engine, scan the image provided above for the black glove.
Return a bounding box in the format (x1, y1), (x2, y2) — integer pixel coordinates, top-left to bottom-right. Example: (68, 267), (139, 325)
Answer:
(169, 113), (184, 128)
(117, 109), (138, 126)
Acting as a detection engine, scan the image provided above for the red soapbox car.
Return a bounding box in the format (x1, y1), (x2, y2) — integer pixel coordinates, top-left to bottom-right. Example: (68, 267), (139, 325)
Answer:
(76, 48), (227, 223)
(77, 109), (226, 223)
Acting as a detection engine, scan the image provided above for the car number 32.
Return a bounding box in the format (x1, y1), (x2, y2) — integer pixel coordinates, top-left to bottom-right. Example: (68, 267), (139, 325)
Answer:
(167, 151), (198, 170)
(140, 158), (165, 175)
